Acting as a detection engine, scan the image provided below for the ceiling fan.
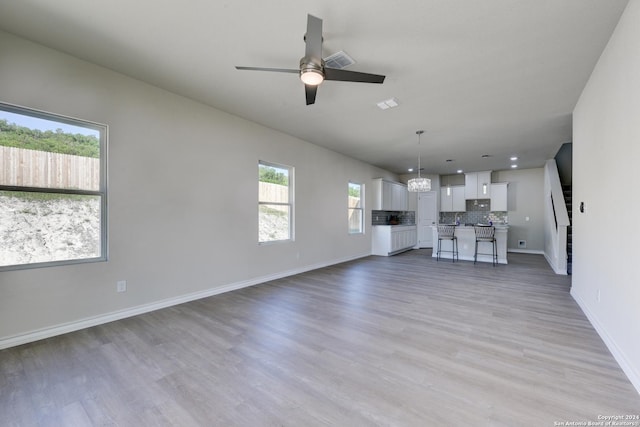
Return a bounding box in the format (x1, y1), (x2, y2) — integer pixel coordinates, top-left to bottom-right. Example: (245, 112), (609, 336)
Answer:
(235, 14), (385, 105)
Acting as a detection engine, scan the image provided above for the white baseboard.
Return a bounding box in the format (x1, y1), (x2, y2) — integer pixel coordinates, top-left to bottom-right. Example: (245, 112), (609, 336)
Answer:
(0, 253), (370, 350)
(542, 250), (568, 275)
(507, 248), (544, 255)
(571, 290), (640, 395)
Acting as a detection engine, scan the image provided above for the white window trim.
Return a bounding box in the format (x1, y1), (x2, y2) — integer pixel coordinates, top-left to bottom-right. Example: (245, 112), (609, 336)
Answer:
(0, 102), (108, 271)
(348, 181), (364, 235)
(258, 160), (294, 244)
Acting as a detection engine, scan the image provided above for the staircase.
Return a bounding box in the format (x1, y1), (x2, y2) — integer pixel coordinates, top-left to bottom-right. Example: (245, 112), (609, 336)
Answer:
(563, 185), (572, 275)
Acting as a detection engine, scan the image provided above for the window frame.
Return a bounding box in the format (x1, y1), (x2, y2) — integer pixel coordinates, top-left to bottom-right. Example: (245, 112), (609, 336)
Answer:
(348, 181), (364, 235)
(0, 102), (108, 271)
(258, 160), (294, 244)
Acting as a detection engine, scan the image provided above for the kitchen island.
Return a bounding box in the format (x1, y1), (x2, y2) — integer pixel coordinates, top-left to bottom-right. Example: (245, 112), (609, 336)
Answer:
(431, 225), (508, 264)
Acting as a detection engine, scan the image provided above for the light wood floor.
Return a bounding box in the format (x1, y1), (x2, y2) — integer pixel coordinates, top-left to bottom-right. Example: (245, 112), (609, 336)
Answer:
(1, 251), (639, 426)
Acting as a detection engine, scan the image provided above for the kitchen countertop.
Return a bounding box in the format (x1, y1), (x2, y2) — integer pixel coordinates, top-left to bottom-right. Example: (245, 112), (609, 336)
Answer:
(435, 224), (509, 228)
(374, 224), (416, 227)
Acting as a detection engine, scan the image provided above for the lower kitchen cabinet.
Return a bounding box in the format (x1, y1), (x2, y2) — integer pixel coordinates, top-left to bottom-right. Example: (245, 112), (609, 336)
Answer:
(372, 225), (417, 256)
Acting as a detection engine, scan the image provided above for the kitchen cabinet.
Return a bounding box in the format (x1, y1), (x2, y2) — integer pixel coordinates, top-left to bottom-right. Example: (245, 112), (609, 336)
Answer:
(391, 182), (408, 210)
(465, 171), (492, 199)
(490, 182), (508, 211)
(440, 185), (466, 212)
(372, 225), (417, 256)
(372, 178), (408, 211)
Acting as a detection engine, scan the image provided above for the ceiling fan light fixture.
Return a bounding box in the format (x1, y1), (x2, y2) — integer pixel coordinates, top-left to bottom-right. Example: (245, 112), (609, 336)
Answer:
(300, 60), (324, 85)
(300, 69), (324, 85)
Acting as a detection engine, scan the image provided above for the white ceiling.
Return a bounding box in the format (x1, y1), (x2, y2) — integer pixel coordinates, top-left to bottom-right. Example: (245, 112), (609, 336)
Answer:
(0, 0), (629, 175)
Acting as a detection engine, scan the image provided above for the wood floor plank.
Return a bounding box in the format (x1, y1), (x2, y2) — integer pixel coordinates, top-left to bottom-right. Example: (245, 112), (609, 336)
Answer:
(1, 251), (639, 426)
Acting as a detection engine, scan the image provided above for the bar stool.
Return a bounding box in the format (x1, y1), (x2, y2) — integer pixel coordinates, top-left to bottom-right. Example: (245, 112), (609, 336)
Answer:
(436, 224), (458, 262)
(474, 225), (497, 266)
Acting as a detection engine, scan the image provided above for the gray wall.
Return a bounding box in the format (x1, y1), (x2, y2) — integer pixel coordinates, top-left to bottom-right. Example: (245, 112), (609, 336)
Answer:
(492, 168), (545, 252)
(554, 142), (572, 186)
(0, 31), (393, 345)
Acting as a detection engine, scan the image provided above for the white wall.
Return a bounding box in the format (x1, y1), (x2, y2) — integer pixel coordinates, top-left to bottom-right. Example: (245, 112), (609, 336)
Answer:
(0, 31), (391, 346)
(572, 0), (640, 393)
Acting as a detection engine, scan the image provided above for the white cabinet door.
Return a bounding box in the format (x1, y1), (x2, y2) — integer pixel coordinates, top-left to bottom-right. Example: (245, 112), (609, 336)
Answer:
(372, 179), (382, 210)
(407, 229), (418, 248)
(452, 186), (466, 211)
(465, 173), (478, 199)
(440, 188), (453, 212)
(465, 171), (491, 199)
(400, 185), (408, 210)
(382, 180), (393, 210)
(477, 171), (491, 198)
(391, 182), (408, 211)
(372, 226), (391, 255)
(490, 182), (508, 211)
(441, 186), (465, 212)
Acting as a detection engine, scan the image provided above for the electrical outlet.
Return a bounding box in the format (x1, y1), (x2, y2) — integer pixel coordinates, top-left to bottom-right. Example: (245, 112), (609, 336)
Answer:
(596, 289), (601, 303)
(518, 240), (527, 248)
(117, 280), (127, 293)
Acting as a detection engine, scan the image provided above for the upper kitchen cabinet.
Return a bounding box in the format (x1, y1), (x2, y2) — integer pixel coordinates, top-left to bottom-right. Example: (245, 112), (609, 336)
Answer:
(465, 171), (492, 199)
(372, 178), (408, 211)
(440, 185), (466, 212)
(490, 182), (508, 211)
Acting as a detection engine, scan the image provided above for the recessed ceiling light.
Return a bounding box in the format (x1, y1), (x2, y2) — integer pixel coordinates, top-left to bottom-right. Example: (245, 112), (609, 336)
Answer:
(510, 156), (518, 161)
(511, 164), (518, 168)
(457, 169), (463, 173)
(408, 168), (414, 172)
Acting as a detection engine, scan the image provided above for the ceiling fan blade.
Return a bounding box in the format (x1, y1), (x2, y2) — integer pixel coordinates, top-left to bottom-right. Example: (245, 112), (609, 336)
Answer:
(305, 84), (318, 105)
(324, 68), (385, 84)
(305, 14), (323, 61)
(235, 66), (299, 74)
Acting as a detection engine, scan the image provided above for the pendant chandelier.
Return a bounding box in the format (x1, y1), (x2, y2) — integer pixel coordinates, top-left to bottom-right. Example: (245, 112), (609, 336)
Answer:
(407, 130), (431, 192)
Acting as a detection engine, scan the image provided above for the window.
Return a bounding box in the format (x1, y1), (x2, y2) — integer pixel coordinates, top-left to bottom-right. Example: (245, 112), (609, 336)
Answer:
(0, 102), (107, 270)
(258, 161), (293, 243)
(348, 182), (364, 234)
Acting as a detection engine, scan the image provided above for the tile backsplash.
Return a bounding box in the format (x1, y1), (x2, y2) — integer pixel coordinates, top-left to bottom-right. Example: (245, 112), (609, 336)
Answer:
(439, 199), (508, 224)
(372, 210), (416, 225)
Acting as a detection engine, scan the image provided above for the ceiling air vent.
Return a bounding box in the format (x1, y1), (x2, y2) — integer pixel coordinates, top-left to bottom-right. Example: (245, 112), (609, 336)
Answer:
(324, 51), (355, 69)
